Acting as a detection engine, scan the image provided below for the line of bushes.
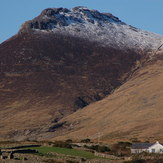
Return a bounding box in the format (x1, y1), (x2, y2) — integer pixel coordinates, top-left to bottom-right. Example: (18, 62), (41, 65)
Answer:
(52, 141), (73, 149)
(84, 144), (110, 153)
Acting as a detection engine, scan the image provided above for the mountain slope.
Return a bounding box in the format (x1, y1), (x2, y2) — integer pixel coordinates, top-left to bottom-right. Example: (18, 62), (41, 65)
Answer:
(0, 7), (163, 141)
(51, 50), (163, 141)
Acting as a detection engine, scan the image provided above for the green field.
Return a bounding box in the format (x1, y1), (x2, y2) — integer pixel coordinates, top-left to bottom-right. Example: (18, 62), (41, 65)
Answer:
(24, 146), (102, 159)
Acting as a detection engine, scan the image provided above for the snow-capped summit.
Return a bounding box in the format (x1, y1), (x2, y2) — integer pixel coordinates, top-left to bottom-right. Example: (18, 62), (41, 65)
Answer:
(24, 6), (123, 30)
(20, 7), (163, 52)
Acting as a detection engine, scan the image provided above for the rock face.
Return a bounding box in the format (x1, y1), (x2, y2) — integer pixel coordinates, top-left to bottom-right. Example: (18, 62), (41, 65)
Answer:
(20, 7), (123, 32)
(0, 7), (163, 140)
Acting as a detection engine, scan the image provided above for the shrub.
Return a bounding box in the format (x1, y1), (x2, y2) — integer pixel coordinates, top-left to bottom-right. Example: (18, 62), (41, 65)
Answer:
(44, 159), (63, 163)
(66, 160), (79, 163)
(84, 145), (110, 153)
(124, 160), (146, 163)
(53, 141), (72, 149)
(65, 139), (73, 143)
(124, 159), (163, 163)
(110, 142), (131, 156)
(80, 139), (91, 143)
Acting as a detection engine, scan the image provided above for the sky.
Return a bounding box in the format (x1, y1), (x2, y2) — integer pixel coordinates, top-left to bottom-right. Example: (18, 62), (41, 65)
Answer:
(0, 0), (163, 43)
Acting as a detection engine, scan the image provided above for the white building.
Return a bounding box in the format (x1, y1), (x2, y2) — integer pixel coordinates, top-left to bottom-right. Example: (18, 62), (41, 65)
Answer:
(131, 141), (163, 154)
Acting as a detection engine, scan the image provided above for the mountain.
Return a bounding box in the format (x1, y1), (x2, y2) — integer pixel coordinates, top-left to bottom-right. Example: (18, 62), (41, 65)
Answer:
(0, 7), (163, 141)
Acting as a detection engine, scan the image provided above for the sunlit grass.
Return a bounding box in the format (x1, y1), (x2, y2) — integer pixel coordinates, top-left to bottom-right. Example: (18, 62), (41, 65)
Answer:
(25, 146), (102, 159)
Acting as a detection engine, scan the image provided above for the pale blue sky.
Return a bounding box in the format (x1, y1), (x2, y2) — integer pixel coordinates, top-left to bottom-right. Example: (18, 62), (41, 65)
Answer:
(0, 0), (163, 43)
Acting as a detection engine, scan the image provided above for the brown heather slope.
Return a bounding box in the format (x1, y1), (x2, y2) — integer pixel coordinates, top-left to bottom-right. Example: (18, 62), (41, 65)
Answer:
(0, 32), (142, 140)
(50, 51), (163, 141)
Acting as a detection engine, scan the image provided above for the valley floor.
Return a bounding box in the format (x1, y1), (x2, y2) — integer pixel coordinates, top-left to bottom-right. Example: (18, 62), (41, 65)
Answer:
(1, 141), (163, 163)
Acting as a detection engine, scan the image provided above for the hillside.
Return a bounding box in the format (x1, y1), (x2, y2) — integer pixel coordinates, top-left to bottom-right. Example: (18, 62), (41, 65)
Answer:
(52, 50), (163, 141)
(0, 7), (163, 141)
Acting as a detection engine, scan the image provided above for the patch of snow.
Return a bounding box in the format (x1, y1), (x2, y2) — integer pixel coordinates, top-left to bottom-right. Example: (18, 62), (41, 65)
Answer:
(31, 7), (163, 52)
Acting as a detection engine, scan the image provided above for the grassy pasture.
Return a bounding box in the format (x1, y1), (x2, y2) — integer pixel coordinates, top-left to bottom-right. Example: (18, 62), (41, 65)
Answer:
(23, 146), (101, 159)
